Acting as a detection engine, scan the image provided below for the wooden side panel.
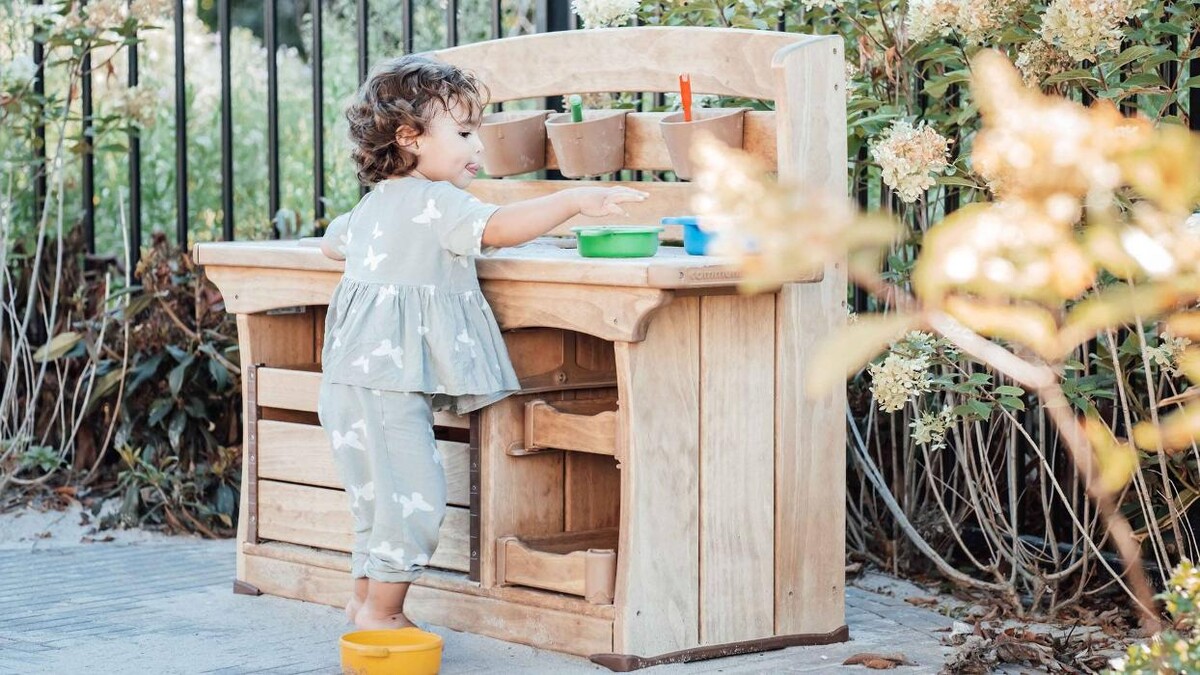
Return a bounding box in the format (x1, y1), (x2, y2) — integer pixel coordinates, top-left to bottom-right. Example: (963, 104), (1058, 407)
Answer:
(256, 421), (470, 506)
(256, 480), (471, 573)
(565, 453), (621, 532)
(699, 294), (775, 644)
(773, 37), (848, 635)
(257, 367), (321, 412)
(612, 297), (701, 655)
(478, 393), (566, 588)
(242, 551), (614, 657)
(234, 311), (317, 581)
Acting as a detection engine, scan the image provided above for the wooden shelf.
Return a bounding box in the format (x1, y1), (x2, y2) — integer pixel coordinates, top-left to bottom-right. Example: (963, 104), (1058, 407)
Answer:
(517, 397), (618, 457)
(496, 528), (619, 604)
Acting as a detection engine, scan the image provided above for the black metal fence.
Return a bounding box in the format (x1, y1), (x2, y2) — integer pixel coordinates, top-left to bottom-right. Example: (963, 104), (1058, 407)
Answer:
(25, 2), (1200, 269)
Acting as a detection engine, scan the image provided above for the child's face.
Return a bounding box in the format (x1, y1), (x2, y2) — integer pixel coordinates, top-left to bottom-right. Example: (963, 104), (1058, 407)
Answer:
(406, 101), (484, 189)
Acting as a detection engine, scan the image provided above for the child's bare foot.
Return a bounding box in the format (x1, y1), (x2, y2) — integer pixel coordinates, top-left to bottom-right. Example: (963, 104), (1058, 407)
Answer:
(354, 610), (416, 630)
(345, 578), (369, 624)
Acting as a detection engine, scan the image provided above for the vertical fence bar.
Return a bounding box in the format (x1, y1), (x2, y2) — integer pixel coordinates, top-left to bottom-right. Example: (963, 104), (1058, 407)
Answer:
(173, 0), (189, 248)
(127, 0), (142, 269)
(32, 0), (46, 218)
(312, 0), (326, 225)
(81, 0), (95, 254)
(403, 0), (414, 54)
(219, 0), (234, 241)
(358, 0), (370, 195)
(266, 0), (281, 230)
(357, 0), (369, 83)
(448, 0), (459, 46)
(492, 0), (501, 39)
(1191, 33), (1199, 132)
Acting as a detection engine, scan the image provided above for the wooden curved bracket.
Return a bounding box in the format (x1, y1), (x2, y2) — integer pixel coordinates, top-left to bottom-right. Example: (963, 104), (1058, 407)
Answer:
(483, 279), (673, 343)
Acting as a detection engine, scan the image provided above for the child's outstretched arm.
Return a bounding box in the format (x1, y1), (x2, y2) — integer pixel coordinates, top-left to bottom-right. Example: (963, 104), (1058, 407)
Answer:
(480, 186), (649, 248)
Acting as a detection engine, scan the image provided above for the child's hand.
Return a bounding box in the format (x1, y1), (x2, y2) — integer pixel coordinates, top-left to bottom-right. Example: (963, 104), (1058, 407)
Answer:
(573, 187), (650, 218)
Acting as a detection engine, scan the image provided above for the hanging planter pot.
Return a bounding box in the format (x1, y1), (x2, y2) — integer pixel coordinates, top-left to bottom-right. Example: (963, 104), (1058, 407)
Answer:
(545, 109), (630, 178)
(478, 110), (552, 177)
(659, 108), (748, 180)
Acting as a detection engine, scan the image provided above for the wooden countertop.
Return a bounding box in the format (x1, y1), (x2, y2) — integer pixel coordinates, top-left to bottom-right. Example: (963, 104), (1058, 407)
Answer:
(192, 239), (816, 290)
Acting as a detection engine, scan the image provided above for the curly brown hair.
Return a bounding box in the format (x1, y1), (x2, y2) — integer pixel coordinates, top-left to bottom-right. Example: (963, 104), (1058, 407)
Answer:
(345, 55), (488, 186)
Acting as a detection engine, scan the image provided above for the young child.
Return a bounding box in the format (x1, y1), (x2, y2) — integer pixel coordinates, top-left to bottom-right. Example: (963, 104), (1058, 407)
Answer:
(317, 55), (648, 630)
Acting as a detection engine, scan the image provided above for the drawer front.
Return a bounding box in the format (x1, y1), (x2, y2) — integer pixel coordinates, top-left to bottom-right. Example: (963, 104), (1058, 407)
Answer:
(496, 528), (618, 604)
(257, 480), (470, 572)
(257, 420), (470, 506)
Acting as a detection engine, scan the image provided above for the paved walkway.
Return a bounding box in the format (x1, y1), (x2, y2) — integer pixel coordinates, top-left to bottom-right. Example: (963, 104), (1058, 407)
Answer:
(0, 506), (955, 674)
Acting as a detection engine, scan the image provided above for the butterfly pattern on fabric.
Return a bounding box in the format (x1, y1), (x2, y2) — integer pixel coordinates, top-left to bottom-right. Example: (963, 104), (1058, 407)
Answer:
(394, 491), (435, 519)
(412, 199), (442, 226)
(349, 481), (375, 509)
(371, 339), (404, 368)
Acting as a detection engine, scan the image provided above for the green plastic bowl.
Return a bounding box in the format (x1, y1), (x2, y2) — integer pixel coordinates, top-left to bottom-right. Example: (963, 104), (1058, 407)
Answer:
(571, 226), (663, 258)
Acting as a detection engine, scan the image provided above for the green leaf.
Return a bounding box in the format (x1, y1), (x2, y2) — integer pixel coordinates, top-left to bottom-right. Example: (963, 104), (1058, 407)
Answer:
(923, 70), (971, 98)
(34, 332), (82, 362)
(995, 385), (1025, 397)
(1109, 45), (1158, 71)
(148, 398), (173, 427)
(1044, 69), (1101, 85)
(999, 397), (1026, 411)
(168, 360), (190, 397)
(168, 410), (187, 450)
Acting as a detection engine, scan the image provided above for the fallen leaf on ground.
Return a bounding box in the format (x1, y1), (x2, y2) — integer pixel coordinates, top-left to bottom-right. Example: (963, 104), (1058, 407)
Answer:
(905, 596), (939, 607)
(843, 652), (914, 669)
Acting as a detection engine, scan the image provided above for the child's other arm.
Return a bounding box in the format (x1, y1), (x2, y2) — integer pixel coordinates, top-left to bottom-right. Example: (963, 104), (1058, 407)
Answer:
(320, 213), (351, 260)
(480, 186), (648, 248)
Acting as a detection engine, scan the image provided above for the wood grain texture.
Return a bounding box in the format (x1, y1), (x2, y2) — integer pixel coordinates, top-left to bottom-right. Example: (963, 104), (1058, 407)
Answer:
(256, 480), (471, 573)
(612, 297), (701, 655)
(242, 549), (614, 656)
(256, 420), (470, 506)
(234, 312), (317, 582)
(431, 27), (813, 101)
(699, 294), (776, 644)
(478, 393), (567, 588)
(772, 36), (849, 635)
(482, 279), (673, 342)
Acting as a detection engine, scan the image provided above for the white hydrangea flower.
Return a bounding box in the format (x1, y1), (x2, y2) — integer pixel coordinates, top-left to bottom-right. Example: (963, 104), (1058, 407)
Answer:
(0, 55), (37, 90)
(572, 0), (639, 28)
(84, 0), (128, 33)
(1146, 331), (1191, 377)
(910, 407), (956, 451)
(801, 0), (846, 10)
(130, 0), (174, 24)
(1040, 0), (1143, 61)
(868, 351), (933, 413)
(871, 120), (952, 204)
(906, 0), (959, 44)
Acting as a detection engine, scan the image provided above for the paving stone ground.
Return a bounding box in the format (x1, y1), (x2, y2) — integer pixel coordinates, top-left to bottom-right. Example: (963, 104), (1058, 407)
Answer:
(0, 505), (955, 674)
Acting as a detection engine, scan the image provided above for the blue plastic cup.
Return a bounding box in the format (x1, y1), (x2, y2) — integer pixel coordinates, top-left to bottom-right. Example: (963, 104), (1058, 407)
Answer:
(662, 216), (712, 256)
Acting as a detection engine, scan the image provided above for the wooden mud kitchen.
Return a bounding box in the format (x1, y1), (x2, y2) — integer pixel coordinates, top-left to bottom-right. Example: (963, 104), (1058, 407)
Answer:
(195, 26), (848, 670)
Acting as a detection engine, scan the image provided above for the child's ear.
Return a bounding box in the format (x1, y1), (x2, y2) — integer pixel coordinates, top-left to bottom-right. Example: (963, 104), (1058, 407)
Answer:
(395, 125), (421, 153)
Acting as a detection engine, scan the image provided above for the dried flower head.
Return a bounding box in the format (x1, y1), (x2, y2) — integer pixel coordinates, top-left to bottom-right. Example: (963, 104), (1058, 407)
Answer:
(1040, 0), (1143, 61)
(869, 350), (932, 413)
(872, 120), (951, 203)
(84, 0), (127, 33)
(911, 406), (956, 451)
(907, 0), (1028, 44)
(1014, 39), (1075, 87)
(130, 0), (173, 24)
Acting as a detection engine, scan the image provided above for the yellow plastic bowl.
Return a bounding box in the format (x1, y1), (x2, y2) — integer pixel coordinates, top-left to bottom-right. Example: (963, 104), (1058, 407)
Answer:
(340, 627), (443, 675)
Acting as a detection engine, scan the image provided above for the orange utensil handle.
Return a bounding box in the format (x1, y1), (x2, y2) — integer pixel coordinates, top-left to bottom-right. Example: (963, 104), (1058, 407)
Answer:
(679, 73), (692, 122)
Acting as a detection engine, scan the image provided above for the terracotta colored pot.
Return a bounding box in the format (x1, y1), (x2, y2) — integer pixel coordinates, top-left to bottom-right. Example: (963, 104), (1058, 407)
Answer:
(478, 110), (551, 177)
(545, 109), (630, 178)
(659, 108), (747, 180)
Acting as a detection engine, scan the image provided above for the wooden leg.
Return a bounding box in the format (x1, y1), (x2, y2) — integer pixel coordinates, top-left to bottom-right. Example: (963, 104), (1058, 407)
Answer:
(612, 297), (701, 656)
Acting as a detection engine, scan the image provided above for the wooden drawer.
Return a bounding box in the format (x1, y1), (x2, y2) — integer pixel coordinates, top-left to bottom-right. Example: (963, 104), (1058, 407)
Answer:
(256, 480), (470, 573)
(496, 528), (618, 604)
(254, 365), (469, 430)
(256, 420), (470, 506)
(514, 397), (618, 457)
